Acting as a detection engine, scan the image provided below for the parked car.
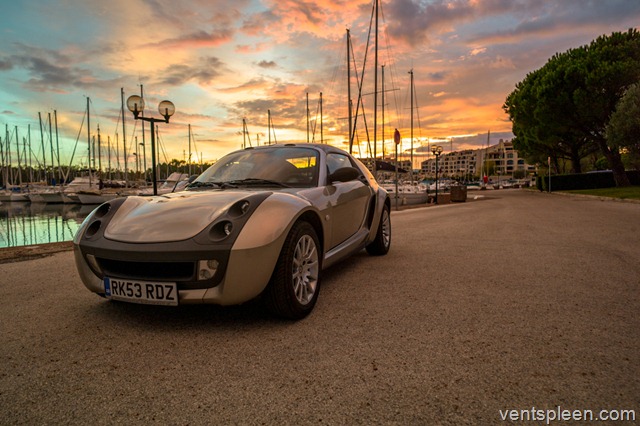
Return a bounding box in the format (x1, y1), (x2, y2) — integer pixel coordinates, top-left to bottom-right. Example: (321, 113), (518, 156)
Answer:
(74, 144), (391, 319)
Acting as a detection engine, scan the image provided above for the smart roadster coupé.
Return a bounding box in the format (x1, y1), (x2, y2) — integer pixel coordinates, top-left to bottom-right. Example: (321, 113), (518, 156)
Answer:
(74, 144), (391, 319)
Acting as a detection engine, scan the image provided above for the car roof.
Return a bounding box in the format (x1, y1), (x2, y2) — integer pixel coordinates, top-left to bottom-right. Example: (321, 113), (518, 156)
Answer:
(241, 143), (350, 156)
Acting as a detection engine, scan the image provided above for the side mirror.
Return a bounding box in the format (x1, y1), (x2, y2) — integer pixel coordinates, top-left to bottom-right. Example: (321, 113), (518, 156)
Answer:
(328, 167), (361, 183)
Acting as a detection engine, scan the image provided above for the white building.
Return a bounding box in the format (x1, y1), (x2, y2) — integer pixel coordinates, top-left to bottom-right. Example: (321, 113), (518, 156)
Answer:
(420, 139), (536, 179)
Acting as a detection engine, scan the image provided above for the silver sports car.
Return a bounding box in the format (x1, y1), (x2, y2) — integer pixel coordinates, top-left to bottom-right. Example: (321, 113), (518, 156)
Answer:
(74, 143), (391, 319)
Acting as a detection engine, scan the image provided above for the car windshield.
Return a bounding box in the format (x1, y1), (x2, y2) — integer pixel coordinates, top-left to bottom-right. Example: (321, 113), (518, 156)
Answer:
(192, 147), (320, 188)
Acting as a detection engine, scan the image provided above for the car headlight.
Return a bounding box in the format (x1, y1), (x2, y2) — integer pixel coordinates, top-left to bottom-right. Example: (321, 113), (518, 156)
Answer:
(205, 199), (253, 241)
(193, 193), (272, 246)
(224, 222), (233, 235)
(209, 220), (234, 241)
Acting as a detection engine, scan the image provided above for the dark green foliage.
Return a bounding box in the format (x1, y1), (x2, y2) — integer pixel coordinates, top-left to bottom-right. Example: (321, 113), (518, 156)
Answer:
(538, 170), (640, 192)
(607, 83), (640, 170)
(504, 29), (640, 186)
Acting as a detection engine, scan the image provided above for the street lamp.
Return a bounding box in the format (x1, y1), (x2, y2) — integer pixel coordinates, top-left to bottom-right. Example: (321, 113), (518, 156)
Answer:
(431, 145), (443, 204)
(126, 95), (175, 195)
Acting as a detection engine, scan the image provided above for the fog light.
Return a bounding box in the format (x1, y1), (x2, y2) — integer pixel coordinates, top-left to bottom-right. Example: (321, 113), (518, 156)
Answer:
(198, 259), (219, 281)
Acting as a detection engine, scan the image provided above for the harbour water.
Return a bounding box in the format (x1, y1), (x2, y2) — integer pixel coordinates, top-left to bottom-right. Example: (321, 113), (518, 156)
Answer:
(0, 202), (95, 248)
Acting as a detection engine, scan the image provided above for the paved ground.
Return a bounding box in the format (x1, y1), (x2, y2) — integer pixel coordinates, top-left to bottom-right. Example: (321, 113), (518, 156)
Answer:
(0, 241), (72, 263)
(1, 190), (638, 424)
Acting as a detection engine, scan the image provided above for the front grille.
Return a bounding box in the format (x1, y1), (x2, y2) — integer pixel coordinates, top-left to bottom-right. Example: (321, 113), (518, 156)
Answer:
(98, 258), (196, 281)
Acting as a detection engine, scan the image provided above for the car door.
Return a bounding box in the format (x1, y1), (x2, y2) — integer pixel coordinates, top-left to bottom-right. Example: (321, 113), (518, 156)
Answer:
(325, 152), (372, 249)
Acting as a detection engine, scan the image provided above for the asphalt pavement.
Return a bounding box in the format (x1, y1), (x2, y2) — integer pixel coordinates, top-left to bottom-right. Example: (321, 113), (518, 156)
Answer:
(1, 190), (638, 425)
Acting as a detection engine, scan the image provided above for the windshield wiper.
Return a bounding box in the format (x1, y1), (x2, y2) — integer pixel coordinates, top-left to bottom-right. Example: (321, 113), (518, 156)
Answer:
(227, 178), (290, 188)
(187, 181), (223, 189)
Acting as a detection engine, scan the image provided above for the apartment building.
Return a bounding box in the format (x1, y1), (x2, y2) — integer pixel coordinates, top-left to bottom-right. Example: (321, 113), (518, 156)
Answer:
(420, 139), (536, 178)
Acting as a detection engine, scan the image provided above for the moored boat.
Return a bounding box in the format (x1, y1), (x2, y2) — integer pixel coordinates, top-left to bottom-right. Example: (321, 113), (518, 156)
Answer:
(76, 190), (119, 205)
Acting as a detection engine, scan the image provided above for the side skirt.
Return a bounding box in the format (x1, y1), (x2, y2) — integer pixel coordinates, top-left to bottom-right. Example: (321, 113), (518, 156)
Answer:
(322, 228), (370, 269)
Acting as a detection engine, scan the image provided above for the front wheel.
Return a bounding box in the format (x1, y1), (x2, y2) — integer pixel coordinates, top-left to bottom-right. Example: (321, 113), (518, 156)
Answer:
(366, 204), (390, 255)
(264, 221), (321, 319)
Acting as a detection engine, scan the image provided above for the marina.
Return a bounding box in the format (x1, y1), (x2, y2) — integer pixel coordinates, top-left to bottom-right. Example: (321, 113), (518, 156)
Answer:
(0, 202), (93, 248)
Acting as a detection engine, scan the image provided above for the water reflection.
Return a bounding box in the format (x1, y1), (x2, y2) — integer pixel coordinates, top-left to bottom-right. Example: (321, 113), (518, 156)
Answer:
(0, 203), (95, 248)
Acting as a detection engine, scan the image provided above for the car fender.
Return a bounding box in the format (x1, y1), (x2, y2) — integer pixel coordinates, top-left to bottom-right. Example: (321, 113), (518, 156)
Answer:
(367, 190), (390, 243)
(232, 192), (315, 251)
(204, 192), (321, 305)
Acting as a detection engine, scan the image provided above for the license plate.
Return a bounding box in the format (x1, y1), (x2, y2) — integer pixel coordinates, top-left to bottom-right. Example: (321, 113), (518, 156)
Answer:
(104, 278), (178, 306)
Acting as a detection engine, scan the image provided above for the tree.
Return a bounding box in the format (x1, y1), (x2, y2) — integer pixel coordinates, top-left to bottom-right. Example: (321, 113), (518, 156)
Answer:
(504, 29), (640, 186)
(607, 83), (640, 171)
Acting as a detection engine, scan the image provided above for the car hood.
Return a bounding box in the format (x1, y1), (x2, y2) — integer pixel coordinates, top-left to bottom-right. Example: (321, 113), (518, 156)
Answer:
(104, 191), (264, 243)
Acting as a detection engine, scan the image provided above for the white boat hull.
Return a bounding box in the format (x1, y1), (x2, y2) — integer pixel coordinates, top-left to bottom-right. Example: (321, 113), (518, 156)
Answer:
(76, 191), (119, 205)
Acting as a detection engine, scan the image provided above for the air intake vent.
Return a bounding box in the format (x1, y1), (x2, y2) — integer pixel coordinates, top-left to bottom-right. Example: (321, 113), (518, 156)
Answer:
(97, 258), (196, 281)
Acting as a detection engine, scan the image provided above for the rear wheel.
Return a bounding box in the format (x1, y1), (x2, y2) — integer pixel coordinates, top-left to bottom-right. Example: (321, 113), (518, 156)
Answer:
(366, 204), (390, 255)
(264, 221), (321, 319)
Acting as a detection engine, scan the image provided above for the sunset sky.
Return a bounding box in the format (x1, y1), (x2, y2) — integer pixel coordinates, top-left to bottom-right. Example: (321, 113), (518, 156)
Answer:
(1, 0), (639, 171)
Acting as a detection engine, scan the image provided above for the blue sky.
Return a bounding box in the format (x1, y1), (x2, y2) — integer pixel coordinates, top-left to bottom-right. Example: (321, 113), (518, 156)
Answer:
(1, 0), (639, 170)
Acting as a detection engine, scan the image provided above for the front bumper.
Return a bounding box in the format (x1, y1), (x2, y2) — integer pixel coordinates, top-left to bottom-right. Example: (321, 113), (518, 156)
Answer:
(74, 231), (286, 306)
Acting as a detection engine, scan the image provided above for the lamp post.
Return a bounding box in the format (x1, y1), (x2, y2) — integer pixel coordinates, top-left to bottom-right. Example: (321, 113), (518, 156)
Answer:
(431, 145), (443, 204)
(126, 95), (175, 195)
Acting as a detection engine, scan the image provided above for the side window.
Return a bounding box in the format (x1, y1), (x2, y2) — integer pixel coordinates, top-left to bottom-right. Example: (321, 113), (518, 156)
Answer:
(326, 153), (352, 175)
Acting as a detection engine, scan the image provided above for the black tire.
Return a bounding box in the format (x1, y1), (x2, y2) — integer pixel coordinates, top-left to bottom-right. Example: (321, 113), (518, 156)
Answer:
(264, 221), (322, 320)
(366, 204), (391, 255)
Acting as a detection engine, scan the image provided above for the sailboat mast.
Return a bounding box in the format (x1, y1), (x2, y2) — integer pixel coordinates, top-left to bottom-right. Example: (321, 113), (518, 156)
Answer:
(267, 110), (271, 145)
(381, 64), (385, 160)
(6, 125), (14, 185)
(135, 136), (139, 176)
(87, 97), (92, 186)
(97, 125), (102, 174)
(120, 87), (129, 186)
(121, 88), (127, 184)
(188, 124), (192, 175)
(320, 92), (323, 144)
(6, 125), (13, 185)
(242, 119), (247, 149)
(484, 130), (490, 181)
(140, 84), (146, 182)
(306, 93), (310, 144)
(48, 113), (54, 184)
(270, 110), (277, 144)
(54, 110), (62, 184)
(410, 69), (414, 185)
(347, 29), (353, 153)
(28, 124), (34, 183)
(0, 133), (4, 187)
(115, 133), (120, 180)
(373, 0), (379, 166)
(38, 112), (46, 185)
(15, 126), (22, 186)
(108, 136), (112, 181)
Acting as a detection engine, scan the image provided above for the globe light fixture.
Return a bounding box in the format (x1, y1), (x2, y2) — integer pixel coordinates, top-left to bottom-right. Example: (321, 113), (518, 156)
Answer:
(126, 95), (176, 195)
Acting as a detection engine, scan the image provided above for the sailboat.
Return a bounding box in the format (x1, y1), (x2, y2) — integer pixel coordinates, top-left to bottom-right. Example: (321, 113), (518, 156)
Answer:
(397, 69), (428, 205)
(0, 126), (30, 202)
(30, 111), (76, 204)
(345, 0), (428, 206)
(74, 97), (120, 204)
